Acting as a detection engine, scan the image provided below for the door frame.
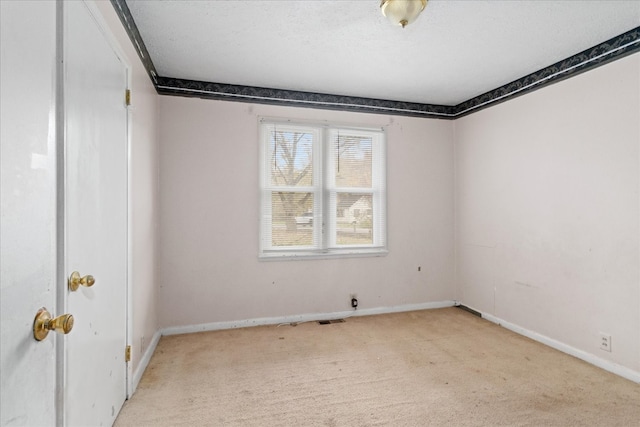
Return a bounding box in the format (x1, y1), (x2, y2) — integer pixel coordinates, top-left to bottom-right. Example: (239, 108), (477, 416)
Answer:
(54, 1), (133, 424)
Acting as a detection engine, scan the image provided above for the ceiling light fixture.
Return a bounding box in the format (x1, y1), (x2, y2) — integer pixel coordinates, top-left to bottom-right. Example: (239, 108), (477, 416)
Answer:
(380, 0), (427, 28)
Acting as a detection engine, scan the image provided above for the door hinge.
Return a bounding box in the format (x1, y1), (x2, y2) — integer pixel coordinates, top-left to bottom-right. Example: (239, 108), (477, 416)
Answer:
(125, 89), (131, 106)
(125, 345), (131, 362)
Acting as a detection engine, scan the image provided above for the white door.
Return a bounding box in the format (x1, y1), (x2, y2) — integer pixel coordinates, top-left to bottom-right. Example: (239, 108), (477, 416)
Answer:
(0, 1), (58, 425)
(64, 1), (129, 425)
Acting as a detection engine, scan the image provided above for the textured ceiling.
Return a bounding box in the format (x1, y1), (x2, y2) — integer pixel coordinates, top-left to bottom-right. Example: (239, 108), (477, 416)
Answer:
(125, 0), (640, 106)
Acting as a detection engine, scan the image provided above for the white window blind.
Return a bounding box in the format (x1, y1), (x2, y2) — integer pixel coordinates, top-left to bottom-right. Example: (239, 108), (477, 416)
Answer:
(259, 120), (387, 259)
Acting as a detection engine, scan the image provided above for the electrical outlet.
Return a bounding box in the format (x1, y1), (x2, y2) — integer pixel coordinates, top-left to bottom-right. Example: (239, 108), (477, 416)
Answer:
(599, 333), (611, 352)
(350, 294), (358, 309)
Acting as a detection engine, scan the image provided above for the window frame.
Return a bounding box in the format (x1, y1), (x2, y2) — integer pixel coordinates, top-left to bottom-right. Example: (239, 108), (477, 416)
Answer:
(259, 118), (388, 260)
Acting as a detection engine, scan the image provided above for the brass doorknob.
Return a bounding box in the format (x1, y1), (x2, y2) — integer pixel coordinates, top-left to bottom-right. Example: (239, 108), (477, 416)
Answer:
(33, 307), (74, 341)
(68, 271), (95, 291)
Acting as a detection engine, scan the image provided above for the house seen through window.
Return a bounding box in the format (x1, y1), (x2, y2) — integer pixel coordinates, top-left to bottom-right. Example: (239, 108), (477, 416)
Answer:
(259, 120), (387, 259)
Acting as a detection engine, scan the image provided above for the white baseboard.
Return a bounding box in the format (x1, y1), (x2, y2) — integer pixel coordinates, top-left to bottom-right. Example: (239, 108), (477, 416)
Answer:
(161, 300), (456, 336)
(129, 301), (454, 394)
(130, 329), (162, 394)
(480, 312), (640, 384)
(131, 301), (638, 393)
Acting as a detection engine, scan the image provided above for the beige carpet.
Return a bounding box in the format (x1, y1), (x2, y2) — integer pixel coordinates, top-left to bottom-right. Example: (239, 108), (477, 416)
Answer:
(115, 308), (640, 426)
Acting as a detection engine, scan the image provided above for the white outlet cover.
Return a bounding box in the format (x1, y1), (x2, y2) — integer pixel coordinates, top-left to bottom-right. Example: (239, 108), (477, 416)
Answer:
(599, 333), (612, 352)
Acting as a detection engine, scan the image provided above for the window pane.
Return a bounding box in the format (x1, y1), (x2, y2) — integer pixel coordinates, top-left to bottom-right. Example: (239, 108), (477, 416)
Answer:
(271, 130), (313, 187)
(336, 193), (373, 245)
(260, 121), (385, 258)
(335, 135), (372, 188)
(271, 192), (314, 247)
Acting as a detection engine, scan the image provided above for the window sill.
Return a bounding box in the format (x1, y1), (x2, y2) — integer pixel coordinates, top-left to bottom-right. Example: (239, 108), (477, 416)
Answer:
(258, 248), (389, 261)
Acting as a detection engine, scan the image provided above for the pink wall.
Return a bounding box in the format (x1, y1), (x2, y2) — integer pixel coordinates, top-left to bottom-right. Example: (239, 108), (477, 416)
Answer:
(455, 53), (640, 375)
(158, 98), (455, 328)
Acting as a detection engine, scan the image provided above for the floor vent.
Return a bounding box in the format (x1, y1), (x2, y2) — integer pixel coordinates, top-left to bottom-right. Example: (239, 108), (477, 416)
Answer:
(456, 305), (482, 317)
(318, 319), (345, 325)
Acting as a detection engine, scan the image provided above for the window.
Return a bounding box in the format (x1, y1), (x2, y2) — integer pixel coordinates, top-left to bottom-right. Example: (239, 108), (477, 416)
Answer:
(259, 119), (387, 259)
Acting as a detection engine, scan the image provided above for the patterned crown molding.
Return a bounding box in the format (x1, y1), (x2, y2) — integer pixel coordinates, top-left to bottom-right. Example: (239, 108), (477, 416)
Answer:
(110, 0), (158, 85)
(155, 77), (456, 119)
(110, 0), (639, 120)
(455, 26), (640, 117)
